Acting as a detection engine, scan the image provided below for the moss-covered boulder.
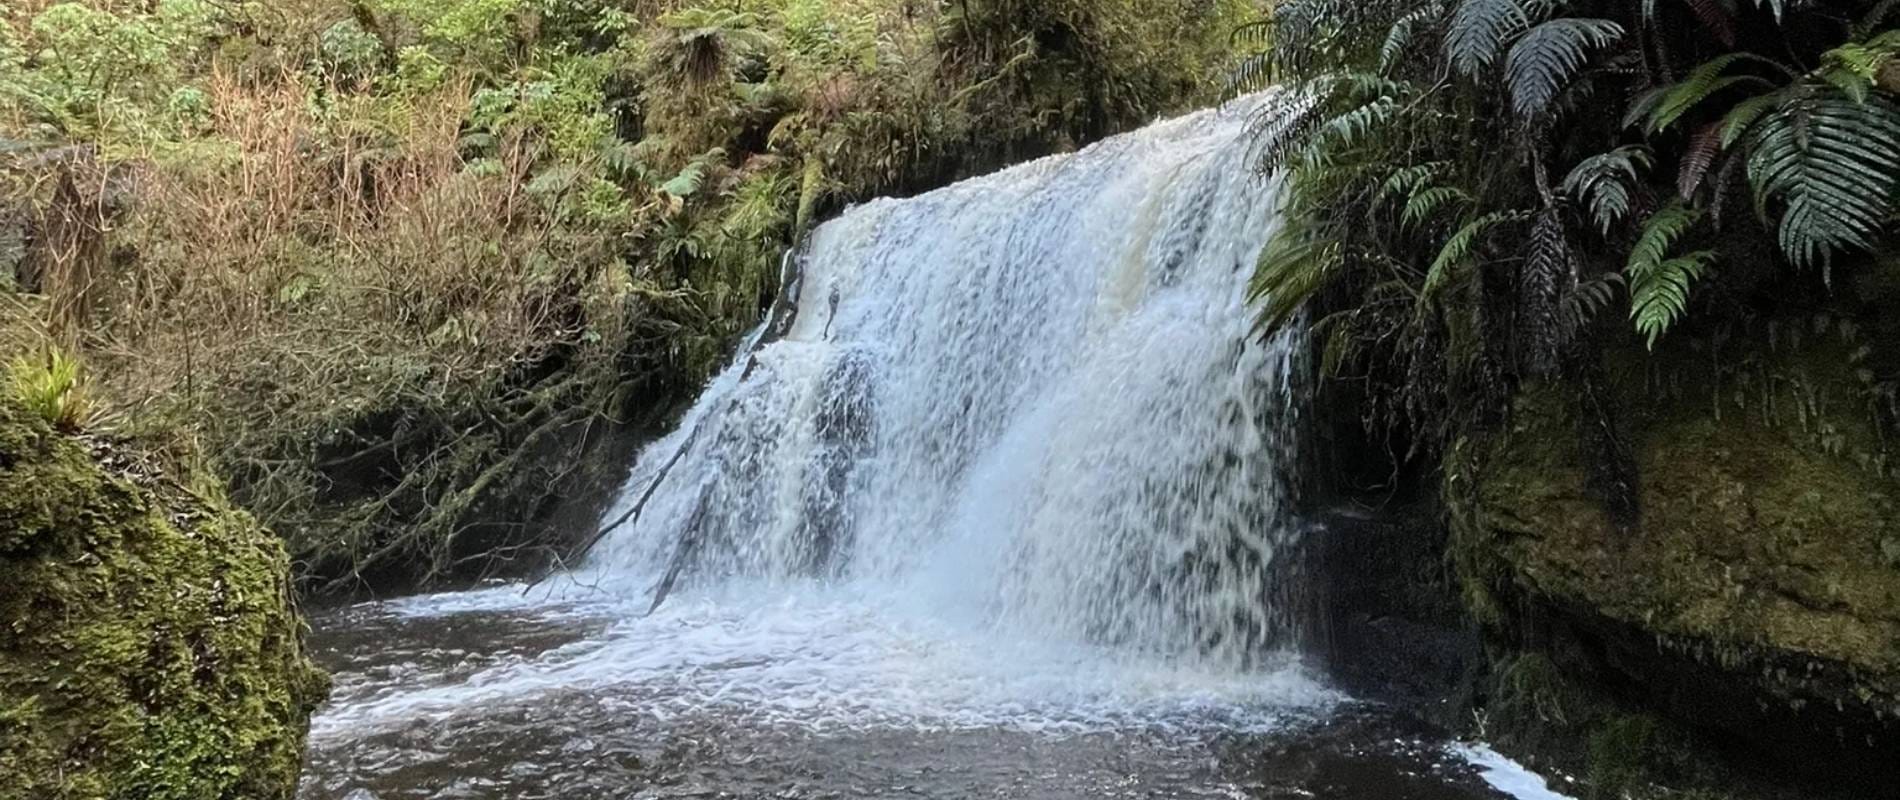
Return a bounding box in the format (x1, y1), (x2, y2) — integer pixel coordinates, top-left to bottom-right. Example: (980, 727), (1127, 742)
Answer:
(0, 396), (328, 800)
(1448, 334), (1900, 793)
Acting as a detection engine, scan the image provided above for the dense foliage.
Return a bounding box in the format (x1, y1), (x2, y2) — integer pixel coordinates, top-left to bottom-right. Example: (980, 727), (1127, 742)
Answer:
(0, 0), (1252, 590)
(1235, 0), (1899, 457)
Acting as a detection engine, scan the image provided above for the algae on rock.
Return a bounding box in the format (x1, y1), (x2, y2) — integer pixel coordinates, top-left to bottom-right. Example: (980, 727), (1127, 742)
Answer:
(0, 396), (328, 800)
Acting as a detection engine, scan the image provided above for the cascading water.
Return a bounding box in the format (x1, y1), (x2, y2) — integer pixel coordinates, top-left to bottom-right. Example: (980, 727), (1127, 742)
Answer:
(584, 92), (1304, 665)
(297, 97), (1574, 800)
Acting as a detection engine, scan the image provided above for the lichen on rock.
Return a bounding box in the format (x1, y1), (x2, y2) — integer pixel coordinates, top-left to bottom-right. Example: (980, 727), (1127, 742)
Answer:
(0, 396), (328, 800)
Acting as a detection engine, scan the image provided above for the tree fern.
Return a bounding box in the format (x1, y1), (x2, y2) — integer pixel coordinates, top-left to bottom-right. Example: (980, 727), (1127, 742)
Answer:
(1504, 18), (1624, 118)
(1446, 0), (1533, 77)
(1561, 145), (1653, 234)
(1626, 205), (1714, 348)
(1747, 88), (1900, 269)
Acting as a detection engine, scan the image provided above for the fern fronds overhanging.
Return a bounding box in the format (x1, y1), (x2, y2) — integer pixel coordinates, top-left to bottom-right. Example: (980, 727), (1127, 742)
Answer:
(1227, 0), (1899, 452)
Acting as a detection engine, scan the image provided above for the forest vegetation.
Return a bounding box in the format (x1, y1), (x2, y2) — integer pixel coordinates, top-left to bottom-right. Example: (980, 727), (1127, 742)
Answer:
(0, 0), (1253, 592)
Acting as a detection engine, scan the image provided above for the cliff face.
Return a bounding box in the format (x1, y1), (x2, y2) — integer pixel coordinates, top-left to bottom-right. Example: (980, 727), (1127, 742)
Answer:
(1448, 331), (1900, 795)
(0, 396), (328, 800)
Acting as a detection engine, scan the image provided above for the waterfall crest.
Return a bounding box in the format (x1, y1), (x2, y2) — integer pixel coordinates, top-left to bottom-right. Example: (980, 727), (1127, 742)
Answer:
(582, 94), (1302, 665)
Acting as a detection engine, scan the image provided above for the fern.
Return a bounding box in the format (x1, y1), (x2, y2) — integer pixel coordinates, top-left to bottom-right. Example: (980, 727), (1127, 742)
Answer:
(1626, 204), (1713, 348)
(1645, 53), (1778, 133)
(1404, 186), (1473, 228)
(1630, 253), (1717, 348)
(1424, 211), (1526, 302)
(1747, 88), (1900, 269)
(1719, 91), (1782, 147)
(1250, 218), (1343, 330)
(1561, 273), (1626, 334)
(1561, 145), (1653, 234)
(1505, 18), (1624, 118)
(1677, 122), (1724, 200)
(1380, 4), (1447, 74)
(1519, 207), (1577, 374)
(1446, 0), (1532, 77)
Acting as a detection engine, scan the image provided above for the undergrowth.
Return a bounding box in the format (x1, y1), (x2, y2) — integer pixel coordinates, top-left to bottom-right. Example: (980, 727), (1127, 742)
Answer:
(0, 0), (1254, 592)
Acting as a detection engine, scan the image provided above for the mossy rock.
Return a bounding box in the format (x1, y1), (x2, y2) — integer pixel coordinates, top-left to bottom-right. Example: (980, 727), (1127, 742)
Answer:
(1448, 333), (1900, 795)
(0, 397), (328, 800)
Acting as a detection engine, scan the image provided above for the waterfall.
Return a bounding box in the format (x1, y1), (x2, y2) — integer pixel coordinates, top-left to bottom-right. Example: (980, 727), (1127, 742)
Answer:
(580, 94), (1303, 666)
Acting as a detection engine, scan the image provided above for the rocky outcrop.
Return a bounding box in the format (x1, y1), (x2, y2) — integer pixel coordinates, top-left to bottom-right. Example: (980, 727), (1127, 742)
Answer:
(1448, 336), (1900, 795)
(0, 396), (328, 800)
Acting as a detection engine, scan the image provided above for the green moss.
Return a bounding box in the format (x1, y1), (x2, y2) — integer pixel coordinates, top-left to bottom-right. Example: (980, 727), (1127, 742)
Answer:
(1452, 341), (1900, 712)
(0, 397), (328, 800)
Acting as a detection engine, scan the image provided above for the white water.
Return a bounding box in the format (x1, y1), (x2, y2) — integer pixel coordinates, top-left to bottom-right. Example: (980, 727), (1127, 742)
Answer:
(308, 96), (1347, 775)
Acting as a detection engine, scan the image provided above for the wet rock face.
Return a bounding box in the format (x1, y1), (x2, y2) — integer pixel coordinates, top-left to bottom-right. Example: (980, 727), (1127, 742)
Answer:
(1450, 367), (1900, 789)
(0, 398), (328, 800)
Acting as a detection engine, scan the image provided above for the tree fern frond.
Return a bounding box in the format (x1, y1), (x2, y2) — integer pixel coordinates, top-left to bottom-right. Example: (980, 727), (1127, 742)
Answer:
(1628, 203), (1702, 274)
(1630, 251), (1716, 348)
(1646, 53), (1775, 133)
(1381, 5), (1447, 74)
(1381, 162), (1450, 202)
(1561, 273), (1625, 334)
(1423, 211), (1527, 302)
(1446, 0), (1532, 77)
(1250, 218), (1342, 330)
(1747, 88), (1900, 269)
(1505, 18), (1624, 118)
(1561, 145), (1653, 234)
(1245, 87), (1328, 174)
(1624, 204), (1711, 348)
(1229, 51), (1277, 96)
(1720, 91), (1782, 147)
(1404, 186), (1473, 227)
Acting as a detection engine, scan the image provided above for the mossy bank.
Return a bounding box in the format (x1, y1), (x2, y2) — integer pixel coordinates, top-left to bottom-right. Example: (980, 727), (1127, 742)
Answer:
(1444, 323), (1900, 798)
(0, 394), (328, 800)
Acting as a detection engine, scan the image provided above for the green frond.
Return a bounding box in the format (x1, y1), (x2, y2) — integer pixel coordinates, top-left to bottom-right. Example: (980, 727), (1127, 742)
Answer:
(1380, 161), (1450, 202)
(1719, 91), (1782, 148)
(1250, 218), (1343, 331)
(1403, 186), (1473, 228)
(1627, 203), (1702, 275)
(1625, 204), (1712, 348)
(1746, 88), (1900, 269)
(1504, 18), (1624, 118)
(1423, 211), (1526, 303)
(1645, 53), (1776, 133)
(1560, 273), (1625, 334)
(1629, 251), (1716, 348)
(1380, 5), (1447, 74)
(1446, 0), (1532, 77)
(1560, 145), (1653, 234)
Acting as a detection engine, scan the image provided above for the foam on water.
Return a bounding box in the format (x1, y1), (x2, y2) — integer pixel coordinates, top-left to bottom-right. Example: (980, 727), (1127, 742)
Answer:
(313, 583), (1338, 745)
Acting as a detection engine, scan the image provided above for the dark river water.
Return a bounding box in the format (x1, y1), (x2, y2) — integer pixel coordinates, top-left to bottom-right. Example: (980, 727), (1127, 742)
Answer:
(295, 585), (1572, 800)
